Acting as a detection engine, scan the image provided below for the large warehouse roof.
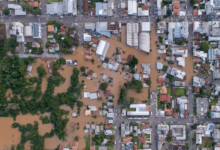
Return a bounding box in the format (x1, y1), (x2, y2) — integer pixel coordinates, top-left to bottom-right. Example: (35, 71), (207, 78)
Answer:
(139, 32), (150, 53)
(96, 40), (110, 60)
(128, 0), (137, 15)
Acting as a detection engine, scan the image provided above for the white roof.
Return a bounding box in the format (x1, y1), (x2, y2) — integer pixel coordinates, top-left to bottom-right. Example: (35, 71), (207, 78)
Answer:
(139, 32), (150, 53)
(127, 104), (149, 116)
(141, 22), (150, 32)
(24, 26), (33, 36)
(96, 40), (110, 60)
(8, 4), (22, 9)
(83, 33), (91, 42)
(15, 9), (26, 16)
(127, 0), (137, 15)
(90, 93), (97, 99)
(84, 92), (90, 98)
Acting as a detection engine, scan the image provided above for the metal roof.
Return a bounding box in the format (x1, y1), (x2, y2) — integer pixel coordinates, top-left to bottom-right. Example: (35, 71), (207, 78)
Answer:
(33, 23), (41, 38)
(141, 22), (150, 32)
(96, 2), (108, 16)
(139, 32), (150, 53)
(127, 0), (137, 15)
(96, 40), (110, 60)
(46, 3), (63, 15)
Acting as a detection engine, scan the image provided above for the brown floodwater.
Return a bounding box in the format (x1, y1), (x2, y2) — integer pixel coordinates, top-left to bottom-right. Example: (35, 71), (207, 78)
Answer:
(0, 26), (196, 150)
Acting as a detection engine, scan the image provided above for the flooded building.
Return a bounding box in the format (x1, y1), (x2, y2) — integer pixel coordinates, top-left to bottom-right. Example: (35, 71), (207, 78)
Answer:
(126, 22), (139, 47)
(139, 32), (150, 53)
(96, 40), (110, 61)
(127, 104), (150, 116)
(66, 59), (77, 66)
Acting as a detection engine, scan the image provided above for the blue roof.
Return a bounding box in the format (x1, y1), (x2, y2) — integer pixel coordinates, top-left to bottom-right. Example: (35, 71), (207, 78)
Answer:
(33, 23), (39, 38)
(96, 2), (102, 16)
(100, 31), (111, 37)
(174, 27), (181, 38)
(168, 28), (173, 43)
(209, 124), (214, 130)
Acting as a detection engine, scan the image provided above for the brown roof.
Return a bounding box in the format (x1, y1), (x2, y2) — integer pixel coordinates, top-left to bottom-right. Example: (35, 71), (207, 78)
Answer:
(194, 9), (198, 16)
(108, 22), (119, 30)
(184, 110), (188, 117)
(92, 38), (98, 44)
(60, 26), (68, 33)
(159, 95), (170, 102)
(83, 1), (88, 13)
(194, 87), (200, 93)
(138, 134), (147, 144)
(69, 30), (75, 35)
(84, 50), (92, 55)
(194, 41), (201, 45)
(201, 63), (211, 71)
(73, 141), (78, 146)
(205, 82), (209, 86)
(9, 23), (13, 30)
(194, 57), (200, 62)
(160, 86), (167, 94)
(162, 53), (166, 59)
(84, 55), (92, 61)
(165, 107), (172, 116)
(122, 137), (132, 143)
(157, 78), (164, 83)
(174, 112), (178, 117)
(59, 147), (63, 150)
(134, 145), (138, 150)
(127, 54), (133, 62)
(89, 8), (95, 16)
(140, 124), (150, 129)
(48, 25), (54, 32)
(104, 90), (112, 96)
(90, 146), (95, 150)
(29, 1), (38, 7)
(23, 0), (28, 1)
(173, 1), (180, 15)
(105, 124), (112, 130)
(196, 0), (201, 3)
(121, 8), (126, 15)
(142, 5), (149, 10)
(118, 65), (122, 72)
(146, 105), (150, 111)
(87, 70), (93, 76)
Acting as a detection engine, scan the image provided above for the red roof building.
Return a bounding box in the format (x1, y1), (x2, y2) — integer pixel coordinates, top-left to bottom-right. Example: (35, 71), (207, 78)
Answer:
(173, 1), (180, 15)
(84, 55), (92, 61)
(84, 50), (92, 55)
(194, 9), (198, 16)
(29, 1), (38, 7)
(83, 1), (88, 13)
(194, 87), (200, 93)
(122, 137), (132, 143)
(157, 78), (164, 83)
(159, 95), (170, 102)
(194, 57), (200, 62)
(105, 124), (112, 130)
(138, 134), (147, 144)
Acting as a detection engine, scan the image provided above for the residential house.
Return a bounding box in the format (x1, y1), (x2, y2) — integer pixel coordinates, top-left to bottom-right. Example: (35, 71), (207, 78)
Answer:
(159, 95), (170, 102)
(173, 1), (180, 16)
(138, 5), (149, 17)
(59, 26), (68, 35)
(29, 1), (38, 8)
(166, 66), (186, 80)
(8, 4), (26, 16)
(142, 63), (151, 74)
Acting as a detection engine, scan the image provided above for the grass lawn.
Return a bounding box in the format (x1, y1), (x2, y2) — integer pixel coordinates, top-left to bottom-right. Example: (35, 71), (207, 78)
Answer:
(211, 99), (218, 106)
(200, 137), (214, 148)
(157, 102), (165, 110)
(174, 88), (186, 96)
(167, 87), (172, 94)
(47, 0), (62, 2)
(145, 134), (151, 141)
(85, 135), (90, 150)
(138, 143), (143, 149)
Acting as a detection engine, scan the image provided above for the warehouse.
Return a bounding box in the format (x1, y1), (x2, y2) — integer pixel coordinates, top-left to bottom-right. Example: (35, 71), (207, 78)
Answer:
(96, 40), (110, 61)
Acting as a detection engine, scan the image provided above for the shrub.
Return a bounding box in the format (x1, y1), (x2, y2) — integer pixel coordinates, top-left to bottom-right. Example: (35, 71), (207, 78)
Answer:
(99, 83), (108, 90)
(80, 66), (86, 72)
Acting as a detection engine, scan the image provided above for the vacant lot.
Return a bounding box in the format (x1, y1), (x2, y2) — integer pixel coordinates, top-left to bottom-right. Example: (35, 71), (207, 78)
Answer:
(174, 88), (186, 97)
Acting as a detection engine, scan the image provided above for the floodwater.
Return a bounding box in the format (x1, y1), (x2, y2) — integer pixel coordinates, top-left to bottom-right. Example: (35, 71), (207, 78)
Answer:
(0, 26), (196, 150)
(0, 113), (53, 149)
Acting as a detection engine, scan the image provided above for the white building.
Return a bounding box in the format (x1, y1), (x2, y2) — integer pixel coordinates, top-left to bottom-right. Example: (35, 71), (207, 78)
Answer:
(177, 97), (187, 118)
(193, 49), (208, 61)
(170, 125), (186, 140)
(126, 22), (139, 47)
(141, 22), (150, 32)
(96, 40), (110, 61)
(139, 32), (150, 53)
(127, 104), (149, 116)
(127, 0), (137, 15)
(166, 67), (186, 80)
(193, 76), (205, 87)
(9, 22), (24, 42)
(83, 33), (91, 42)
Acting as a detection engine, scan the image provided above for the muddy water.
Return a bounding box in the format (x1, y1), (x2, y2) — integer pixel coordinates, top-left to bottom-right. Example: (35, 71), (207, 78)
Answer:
(0, 113), (53, 149)
(0, 26), (196, 150)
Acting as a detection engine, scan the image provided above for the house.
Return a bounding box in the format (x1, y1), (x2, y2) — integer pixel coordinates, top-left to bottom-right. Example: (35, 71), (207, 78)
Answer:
(83, 1), (88, 13)
(157, 62), (164, 70)
(172, 81), (185, 87)
(49, 43), (59, 51)
(160, 86), (167, 94)
(32, 42), (40, 48)
(127, 0), (137, 15)
(196, 133), (202, 144)
(177, 97), (188, 118)
(8, 4), (26, 16)
(84, 50), (92, 55)
(170, 125), (186, 140)
(166, 66), (186, 80)
(142, 63), (151, 74)
(127, 104), (150, 116)
(95, 125), (100, 135)
(138, 134), (147, 144)
(193, 76), (205, 87)
(96, 40), (110, 61)
(103, 90), (112, 96)
(126, 22), (139, 47)
(157, 78), (164, 83)
(193, 49), (207, 61)
(205, 0), (220, 16)
(122, 137), (132, 143)
(173, 1), (180, 15)
(208, 49), (220, 62)
(157, 0), (167, 16)
(138, 5), (149, 17)
(84, 55), (93, 61)
(48, 25), (54, 32)
(59, 26), (68, 35)
(9, 22), (24, 42)
(196, 98), (208, 116)
(29, 1), (38, 7)
(165, 107), (172, 116)
(72, 141), (78, 150)
(159, 95), (170, 102)
(194, 87), (200, 93)
(83, 33), (92, 42)
(212, 129), (220, 142)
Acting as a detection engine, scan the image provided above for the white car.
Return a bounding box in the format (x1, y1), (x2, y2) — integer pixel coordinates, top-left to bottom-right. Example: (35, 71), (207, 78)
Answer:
(60, 16), (63, 18)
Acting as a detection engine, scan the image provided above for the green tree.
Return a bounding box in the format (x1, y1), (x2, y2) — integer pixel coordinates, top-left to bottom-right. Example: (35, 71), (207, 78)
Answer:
(156, 18), (162, 22)
(37, 66), (46, 77)
(75, 136), (79, 141)
(200, 42), (210, 53)
(99, 83), (108, 90)
(128, 56), (138, 68)
(77, 101), (83, 107)
(3, 9), (10, 15)
(10, 145), (14, 150)
(80, 66), (86, 72)
(167, 103), (172, 109)
(157, 56), (161, 60)
(191, 0), (196, 6)
(146, 78), (151, 86)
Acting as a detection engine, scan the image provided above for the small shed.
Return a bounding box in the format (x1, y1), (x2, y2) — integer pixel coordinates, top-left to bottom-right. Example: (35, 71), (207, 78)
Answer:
(27, 65), (33, 72)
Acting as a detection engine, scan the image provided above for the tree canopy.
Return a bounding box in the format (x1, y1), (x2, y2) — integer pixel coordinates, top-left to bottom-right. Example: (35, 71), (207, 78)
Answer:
(200, 42), (210, 53)
(99, 83), (108, 90)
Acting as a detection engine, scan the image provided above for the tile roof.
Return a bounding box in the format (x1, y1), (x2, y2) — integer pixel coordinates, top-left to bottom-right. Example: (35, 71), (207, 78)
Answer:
(90, 146), (96, 150)
(158, 78), (164, 83)
(122, 137), (132, 143)
(134, 145), (138, 150)
(104, 90), (112, 96)
(160, 86), (167, 94)
(84, 50), (92, 55)
(60, 26), (68, 33)
(194, 57), (200, 62)
(184, 110), (188, 117)
(194, 87), (200, 93)
(127, 54), (133, 62)
(142, 5), (149, 10)
(165, 107), (172, 116)
(121, 8), (126, 15)
(84, 1), (88, 13)
(201, 63), (211, 71)
(48, 25), (54, 32)
(138, 134), (147, 144)
(194, 9), (198, 16)
(84, 55), (92, 61)
(162, 53), (166, 59)
(173, 1), (180, 15)
(174, 112), (178, 117)
(140, 124), (150, 129)
(29, 1), (38, 7)
(105, 124), (112, 130)
(159, 95), (170, 102)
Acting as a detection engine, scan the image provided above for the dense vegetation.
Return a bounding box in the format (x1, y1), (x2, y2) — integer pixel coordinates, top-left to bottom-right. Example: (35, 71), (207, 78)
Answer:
(22, 2), (41, 15)
(0, 56), (83, 149)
